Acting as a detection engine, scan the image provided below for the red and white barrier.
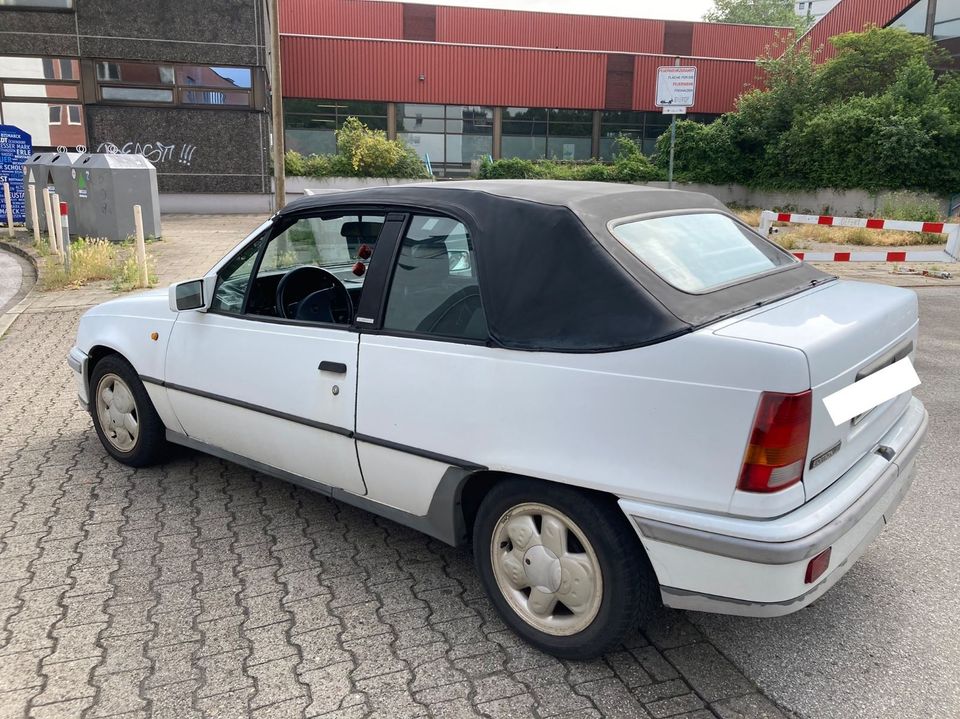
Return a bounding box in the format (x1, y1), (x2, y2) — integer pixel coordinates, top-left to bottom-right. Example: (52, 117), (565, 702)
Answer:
(758, 211), (959, 262)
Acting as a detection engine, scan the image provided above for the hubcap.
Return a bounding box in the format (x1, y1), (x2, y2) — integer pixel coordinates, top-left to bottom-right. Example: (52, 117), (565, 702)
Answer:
(490, 502), (603, 636)
(95, 373), (139, 453)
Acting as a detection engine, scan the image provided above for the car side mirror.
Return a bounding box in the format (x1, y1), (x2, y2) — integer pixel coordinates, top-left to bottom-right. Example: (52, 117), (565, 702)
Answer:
(168, 277), (212, 312)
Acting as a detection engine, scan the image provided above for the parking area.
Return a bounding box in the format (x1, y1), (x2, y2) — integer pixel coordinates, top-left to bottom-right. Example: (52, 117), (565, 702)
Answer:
(0, 216), (957, 719)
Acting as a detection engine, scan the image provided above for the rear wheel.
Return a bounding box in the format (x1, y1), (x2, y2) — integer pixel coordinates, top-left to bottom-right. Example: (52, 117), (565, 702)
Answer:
(90, 354), (169, 467)
(473, 479), (659, 659)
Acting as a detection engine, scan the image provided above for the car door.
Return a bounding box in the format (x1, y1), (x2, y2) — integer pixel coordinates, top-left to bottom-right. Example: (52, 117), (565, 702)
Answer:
(164, 209), (399, 495)
(355, 213), (494, 514)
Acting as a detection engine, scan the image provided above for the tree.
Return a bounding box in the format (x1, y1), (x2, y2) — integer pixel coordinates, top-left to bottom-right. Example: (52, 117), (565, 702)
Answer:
(704, 0), (812, 34)
(655, 26), (960, 195)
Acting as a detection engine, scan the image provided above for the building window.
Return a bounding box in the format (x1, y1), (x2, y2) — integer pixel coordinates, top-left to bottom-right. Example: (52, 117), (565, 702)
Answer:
(284, 99), (389, 155)
(893, 0), (960, 60)
(501, 108), (592, 161)
(95, 61), (256, 108)
(600, 110), (718, 159)
(398, 104), (493, 175)
(0, 0), (74, 8)
(0, 55), (85, 148)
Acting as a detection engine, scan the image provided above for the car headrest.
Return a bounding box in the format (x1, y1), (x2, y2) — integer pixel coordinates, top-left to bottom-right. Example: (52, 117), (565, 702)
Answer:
(340, 221), (383, 241)
(406, 240), (449, 259)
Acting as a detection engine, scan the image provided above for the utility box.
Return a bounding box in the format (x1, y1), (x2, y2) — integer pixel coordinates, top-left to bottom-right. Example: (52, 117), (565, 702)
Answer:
(73, 154), (161, 242)
(47, 151), (84, 229)
(22, 151), (57, 232)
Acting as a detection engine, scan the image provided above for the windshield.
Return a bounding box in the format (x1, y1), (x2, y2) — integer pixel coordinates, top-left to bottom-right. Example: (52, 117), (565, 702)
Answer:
(611, 212), (795, 293)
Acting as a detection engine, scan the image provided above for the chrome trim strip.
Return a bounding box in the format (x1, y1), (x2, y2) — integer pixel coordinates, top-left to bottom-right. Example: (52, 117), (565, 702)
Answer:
(150, 377), (487, 471)
(355, 433), (487, 472)
(162, 380), (353, 437)
(634, 408), (927, 565)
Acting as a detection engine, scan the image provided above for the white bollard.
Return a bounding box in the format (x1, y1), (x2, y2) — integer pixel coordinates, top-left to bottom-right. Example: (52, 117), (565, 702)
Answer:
(51, 192), (63, 259)
(28, 183), (41, 246)
(59, 201), (71, 274)
(2, 182), (12, 238)
(43, 188), (58, 256)
(133, 204), (148, 287)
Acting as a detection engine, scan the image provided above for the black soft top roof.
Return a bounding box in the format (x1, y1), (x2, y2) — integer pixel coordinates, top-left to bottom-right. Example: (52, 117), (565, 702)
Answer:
(282, 181), (830, 352)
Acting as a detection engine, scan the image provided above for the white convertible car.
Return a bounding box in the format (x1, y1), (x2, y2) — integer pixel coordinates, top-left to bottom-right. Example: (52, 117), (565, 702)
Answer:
(69, 182), (927, 658)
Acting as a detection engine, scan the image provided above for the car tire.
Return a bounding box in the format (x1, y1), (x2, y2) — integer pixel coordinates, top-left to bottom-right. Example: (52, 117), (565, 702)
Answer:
(89, 354), (169, 467)
(473, 478), (659, 659)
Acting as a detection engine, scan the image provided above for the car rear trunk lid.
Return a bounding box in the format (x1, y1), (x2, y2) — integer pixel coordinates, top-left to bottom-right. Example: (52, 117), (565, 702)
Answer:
(716, 280), (919, 500)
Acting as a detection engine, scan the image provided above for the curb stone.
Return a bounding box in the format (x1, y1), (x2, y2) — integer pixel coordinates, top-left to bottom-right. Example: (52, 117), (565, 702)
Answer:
(0, 237), (40, 338)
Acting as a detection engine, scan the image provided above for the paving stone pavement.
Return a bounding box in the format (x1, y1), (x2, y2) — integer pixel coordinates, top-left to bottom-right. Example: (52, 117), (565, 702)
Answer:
(0, 215), (791, 719)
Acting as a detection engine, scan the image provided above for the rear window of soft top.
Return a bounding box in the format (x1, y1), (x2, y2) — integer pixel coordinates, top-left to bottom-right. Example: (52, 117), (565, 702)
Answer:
(610, 212), (796, 293)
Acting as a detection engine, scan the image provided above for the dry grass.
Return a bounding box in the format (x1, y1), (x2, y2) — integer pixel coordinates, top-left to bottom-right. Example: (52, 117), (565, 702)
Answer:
(732, 207), (763, 227)
(786, 224), (946, 247)
(38, 237), (157, 291)
(732, 205), (950, 247)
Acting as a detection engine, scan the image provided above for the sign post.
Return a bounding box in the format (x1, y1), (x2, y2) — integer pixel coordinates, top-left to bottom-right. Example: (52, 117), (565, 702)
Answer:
(656, 60), (697, 188)
(0, 125), (32, 225)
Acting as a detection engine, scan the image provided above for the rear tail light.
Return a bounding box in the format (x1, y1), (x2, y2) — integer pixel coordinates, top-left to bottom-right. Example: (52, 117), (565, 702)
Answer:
(805, 547), (832, 584)
(738, 390), (812, 493)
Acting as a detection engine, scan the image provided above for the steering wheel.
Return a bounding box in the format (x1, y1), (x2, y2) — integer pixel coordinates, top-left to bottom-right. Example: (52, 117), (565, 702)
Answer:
(275, 266), (354, 322)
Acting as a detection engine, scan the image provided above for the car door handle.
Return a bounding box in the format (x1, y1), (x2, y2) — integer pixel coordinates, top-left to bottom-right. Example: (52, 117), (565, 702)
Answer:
(318, 361), (347, 374)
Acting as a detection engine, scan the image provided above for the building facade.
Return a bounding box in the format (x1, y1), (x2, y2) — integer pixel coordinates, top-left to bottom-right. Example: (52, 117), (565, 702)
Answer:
(0, 0), (270, 193)
(279, 0), (795, 176)
(1, 0), (955, 191)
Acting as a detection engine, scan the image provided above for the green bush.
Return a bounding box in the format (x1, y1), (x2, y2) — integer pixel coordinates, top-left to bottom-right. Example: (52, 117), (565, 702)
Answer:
(284, 117), (430, 179)
(658, 27), (960, 196)
(879, 191), (944, 223)
(476, 137), (664, 183)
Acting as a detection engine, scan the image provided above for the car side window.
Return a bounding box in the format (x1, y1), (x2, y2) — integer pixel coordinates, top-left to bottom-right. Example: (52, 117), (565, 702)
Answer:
(382, 215), (488, 342)
(245, 213), (386, 322)
(210, 233), (267, 313)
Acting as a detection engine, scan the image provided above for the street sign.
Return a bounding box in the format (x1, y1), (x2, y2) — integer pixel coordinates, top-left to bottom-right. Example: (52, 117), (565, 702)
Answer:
(0, 125), (33, 223)
(656, 65), (697, 110)
(662, 106), (687, 115)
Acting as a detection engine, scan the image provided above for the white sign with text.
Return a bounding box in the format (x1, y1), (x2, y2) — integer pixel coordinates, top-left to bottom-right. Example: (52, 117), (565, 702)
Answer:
(656, 66), (697, 110)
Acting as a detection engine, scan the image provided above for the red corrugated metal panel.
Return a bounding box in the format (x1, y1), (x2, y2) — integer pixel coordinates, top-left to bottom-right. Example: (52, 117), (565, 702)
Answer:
(632, 55), (761, 113)
(692, 23), (793, 60)
(801, 0), (916, 60)
(280, 0), (403, 38)
(435, 6), (665, 53)
(281, 36), (606, 108)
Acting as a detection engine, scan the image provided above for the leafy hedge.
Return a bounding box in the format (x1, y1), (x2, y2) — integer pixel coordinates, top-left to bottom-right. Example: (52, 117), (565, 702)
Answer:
(285, 117), (430, 179)
(656, 28), (960, 195)
(477, 137), (663, 183)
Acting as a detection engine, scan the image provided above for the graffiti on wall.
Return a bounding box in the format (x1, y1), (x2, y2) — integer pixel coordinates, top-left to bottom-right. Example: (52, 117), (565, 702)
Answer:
(96, 141), (198, 166)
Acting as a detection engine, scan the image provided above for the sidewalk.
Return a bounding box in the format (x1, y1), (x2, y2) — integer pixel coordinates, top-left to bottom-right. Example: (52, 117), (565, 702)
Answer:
(2, 214), (268, 314)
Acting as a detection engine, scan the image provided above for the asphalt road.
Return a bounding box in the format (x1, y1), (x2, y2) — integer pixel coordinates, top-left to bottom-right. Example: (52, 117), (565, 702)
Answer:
(693, 285), (960, 719)
(0, 249), (23, 313)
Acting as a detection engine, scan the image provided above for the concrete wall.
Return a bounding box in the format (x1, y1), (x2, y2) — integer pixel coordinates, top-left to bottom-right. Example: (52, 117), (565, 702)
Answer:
(646, 182), (953, 218)
(0, 0), (269, 195)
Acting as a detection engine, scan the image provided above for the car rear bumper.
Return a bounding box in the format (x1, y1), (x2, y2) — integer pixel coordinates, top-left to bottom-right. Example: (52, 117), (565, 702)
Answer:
(620, 396), (927, 617)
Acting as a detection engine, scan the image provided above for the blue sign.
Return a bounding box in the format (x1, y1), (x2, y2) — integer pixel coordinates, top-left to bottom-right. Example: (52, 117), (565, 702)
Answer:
(0, 125), (33, 223)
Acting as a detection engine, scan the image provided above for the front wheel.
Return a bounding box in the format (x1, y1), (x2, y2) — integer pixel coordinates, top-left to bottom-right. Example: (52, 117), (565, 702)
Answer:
(473, 479), (660, 659)
(90, 354), (169, 467)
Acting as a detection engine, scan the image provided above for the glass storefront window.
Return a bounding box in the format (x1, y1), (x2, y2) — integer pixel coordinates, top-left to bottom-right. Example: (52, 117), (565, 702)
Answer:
(398, 103), (493, 174)
(502, 107), (593, 161)
(283, 99), (388, 156)
(600, 110), (718, 159)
